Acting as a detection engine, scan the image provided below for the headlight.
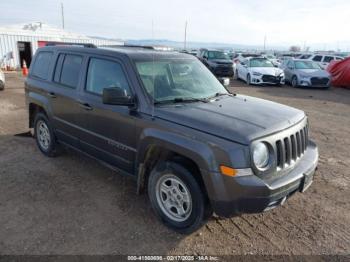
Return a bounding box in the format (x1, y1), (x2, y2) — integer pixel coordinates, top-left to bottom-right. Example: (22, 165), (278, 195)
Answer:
(279, 72), (285, 77)
(252, 72), (262, 76)
(253, 142), (270, 169)
(299, 74), (309, 80)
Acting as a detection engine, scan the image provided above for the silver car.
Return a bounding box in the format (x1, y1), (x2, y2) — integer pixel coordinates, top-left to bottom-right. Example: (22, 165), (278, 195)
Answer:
(284, 59), (331, 89)
(0, 69), (5, 90)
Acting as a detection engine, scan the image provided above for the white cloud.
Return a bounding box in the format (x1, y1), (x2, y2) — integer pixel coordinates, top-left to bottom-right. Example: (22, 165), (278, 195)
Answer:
(0, 0), (349, 50)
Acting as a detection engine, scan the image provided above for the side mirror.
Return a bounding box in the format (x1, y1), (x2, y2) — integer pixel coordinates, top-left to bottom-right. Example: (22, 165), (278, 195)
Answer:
(288, 66), (294, 70)
(102, 87), (135, 106)
(203, 55), (208, 60)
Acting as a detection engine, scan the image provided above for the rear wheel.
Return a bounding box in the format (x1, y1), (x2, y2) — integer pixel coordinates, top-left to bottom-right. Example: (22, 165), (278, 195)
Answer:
(246, 74), (251, 85)
(291, 76), (298, 88)
(34, 112), (61, 157)
(148, 161), (210, 234)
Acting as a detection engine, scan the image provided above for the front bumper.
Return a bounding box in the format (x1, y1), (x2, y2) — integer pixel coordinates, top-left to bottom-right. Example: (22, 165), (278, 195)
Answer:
(251, 74), (285, 85)
(211, 66), (234, 77)
(298, 77), (330, 88)
(203, 140), (318, 217)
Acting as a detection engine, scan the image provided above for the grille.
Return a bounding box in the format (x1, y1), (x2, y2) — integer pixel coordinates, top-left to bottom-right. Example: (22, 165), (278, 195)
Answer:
(275, 124), (309, 169)
(311, 77), (329, 85)
(262, 75), (278, 83)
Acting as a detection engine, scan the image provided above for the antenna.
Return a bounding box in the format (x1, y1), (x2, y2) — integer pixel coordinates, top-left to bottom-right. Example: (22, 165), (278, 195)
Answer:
(61, 2), (65, 29)
(184, 21), (188, 50)
(151, 19), (155, 119)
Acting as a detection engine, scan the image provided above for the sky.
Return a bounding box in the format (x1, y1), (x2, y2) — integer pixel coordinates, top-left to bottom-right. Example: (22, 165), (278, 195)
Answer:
(1, 0), (350, 50)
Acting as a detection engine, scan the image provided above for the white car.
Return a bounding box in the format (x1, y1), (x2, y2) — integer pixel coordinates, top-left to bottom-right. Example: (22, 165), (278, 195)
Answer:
(235, 57), (285, 85)
(299, 54), (343, 69)
(0, 69), (5, 90)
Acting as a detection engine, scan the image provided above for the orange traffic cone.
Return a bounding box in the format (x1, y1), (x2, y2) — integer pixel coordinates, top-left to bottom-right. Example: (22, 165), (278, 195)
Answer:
(22, 60), (28, 76)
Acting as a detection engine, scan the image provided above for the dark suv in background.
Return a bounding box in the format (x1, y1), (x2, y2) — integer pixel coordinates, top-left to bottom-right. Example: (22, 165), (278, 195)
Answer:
(197, 48), (234, 77)
(25, 45), (318, 233)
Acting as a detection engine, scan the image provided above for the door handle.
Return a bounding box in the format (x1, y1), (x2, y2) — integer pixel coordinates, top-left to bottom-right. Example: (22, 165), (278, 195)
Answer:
(78, 102), (93, 111)
(47, 92), (56, 98)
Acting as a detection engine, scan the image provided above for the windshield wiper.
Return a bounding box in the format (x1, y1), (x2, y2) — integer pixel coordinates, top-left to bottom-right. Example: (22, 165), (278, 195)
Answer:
(206, 92), (230, 100)
(154, 97), (209, 105)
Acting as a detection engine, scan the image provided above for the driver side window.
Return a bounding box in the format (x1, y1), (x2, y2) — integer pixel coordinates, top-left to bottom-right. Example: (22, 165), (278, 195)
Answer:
(86, 58), (131, 95)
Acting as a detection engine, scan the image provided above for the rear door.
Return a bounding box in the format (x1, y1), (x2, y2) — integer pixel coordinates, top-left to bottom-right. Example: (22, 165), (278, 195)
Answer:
(77, 55), (137, 174)
(49, 52), (85, 147)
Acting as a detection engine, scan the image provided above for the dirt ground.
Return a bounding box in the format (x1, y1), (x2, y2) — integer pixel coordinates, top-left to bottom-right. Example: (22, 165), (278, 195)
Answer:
(0, 72), (349, 255)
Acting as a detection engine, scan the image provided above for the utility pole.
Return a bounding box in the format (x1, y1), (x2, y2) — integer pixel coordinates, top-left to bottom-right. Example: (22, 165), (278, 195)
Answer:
(263, 34), (266, 51)
(184, 21), (187, 50)
(61, 2), (65, 29)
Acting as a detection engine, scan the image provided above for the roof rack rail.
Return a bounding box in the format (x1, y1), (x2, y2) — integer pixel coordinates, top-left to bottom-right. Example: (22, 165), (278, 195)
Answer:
(101, 44), (155, 50)
(45, 42), (97, 48)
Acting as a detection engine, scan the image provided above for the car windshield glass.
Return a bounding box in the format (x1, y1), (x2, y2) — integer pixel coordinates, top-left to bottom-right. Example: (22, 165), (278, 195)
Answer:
(208, 51), (230, 60)
(135, 59), (228, 103)
(250, 58), (274, 67)
(295, 61), (320, 69)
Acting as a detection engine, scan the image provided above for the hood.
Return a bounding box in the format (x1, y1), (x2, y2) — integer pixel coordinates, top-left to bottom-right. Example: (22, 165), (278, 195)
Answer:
(250, 67), (283, 76)
(155, 95), (305, 144)
(209, 59), (233, 65)
(296, 69), (330, 77)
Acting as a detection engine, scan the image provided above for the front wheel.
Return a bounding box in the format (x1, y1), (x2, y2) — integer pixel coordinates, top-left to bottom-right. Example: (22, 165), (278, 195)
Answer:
(246, 74), (251, 85)
(0, 80), (4, 91)
(234, 69), (239, 80)
(291, 76), (298, 88)
(34, 112), (61, 157)
(148, 161), (210, 234)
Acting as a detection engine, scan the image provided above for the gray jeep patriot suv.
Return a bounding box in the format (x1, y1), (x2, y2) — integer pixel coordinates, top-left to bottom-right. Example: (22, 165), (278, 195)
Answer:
(25, 44), (318, 233)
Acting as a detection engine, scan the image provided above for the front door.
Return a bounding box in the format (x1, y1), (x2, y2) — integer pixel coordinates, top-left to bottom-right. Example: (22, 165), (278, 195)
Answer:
(78, 56), (137, 174)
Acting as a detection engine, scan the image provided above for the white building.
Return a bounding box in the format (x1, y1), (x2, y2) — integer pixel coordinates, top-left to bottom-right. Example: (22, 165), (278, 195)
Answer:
(0, 22), (124, 69)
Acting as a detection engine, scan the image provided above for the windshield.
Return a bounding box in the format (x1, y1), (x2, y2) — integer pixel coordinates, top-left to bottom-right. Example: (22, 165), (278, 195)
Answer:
(250, 58), (274, 67)
(295, 61), (320, 69)
(135, 59), (228, 103)
(208, 51), (230, 60)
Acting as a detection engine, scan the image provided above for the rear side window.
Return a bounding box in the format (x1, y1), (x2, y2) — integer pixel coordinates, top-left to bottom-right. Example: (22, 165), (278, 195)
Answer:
(323, 56), (334, 63)
(86, 58), (131, 95)
(32, 52), (53, 79)
(312, 55), (322, 62)
(60, 54), (83, 88)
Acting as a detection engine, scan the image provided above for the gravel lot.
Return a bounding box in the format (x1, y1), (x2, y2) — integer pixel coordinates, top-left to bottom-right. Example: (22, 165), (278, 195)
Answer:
(0, 73), (349, 255)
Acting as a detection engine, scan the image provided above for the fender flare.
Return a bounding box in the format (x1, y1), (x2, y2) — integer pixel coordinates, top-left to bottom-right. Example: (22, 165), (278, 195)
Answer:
(135, 128), (218, 194)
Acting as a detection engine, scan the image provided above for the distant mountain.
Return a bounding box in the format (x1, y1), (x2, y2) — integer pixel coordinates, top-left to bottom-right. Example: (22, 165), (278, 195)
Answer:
(125, 39), (286, 51)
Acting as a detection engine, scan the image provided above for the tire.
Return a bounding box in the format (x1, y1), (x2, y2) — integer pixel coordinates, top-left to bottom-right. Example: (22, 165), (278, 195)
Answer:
(34, 112), (61, 157)
(291, 76), (298, 88)
(148, 161), (210, 234)
(246, 74), (251, 85)
(0, 80), (4, 91)
(234, 69), (238, 80)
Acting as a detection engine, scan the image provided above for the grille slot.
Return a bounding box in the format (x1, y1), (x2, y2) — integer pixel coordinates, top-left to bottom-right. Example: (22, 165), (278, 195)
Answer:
(275, 124), (308, 170)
